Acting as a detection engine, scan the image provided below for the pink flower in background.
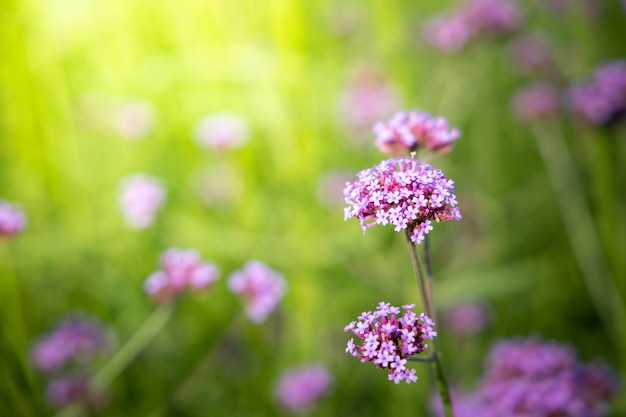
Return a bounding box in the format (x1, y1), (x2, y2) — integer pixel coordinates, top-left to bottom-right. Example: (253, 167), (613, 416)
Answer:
(462, 0), (522, 36)
(432, 336), (620, 417)
(507, 34), (556, 76)
(0, 200), (26, 238)
(344, 302), (436, 384)
(340, 70), (400, 136)
(275, 363), (332, 413)
(112, 100), (156, 141)
(344, 157), (461, 244)
(512, 83), (560, 122)
(194, 112), (250, 150)
(45, 374), (107, 409)
(423, 14), (471, 53)
(568, 60), (626, 126)
(31, 316), (111, 373)
(118, 174), (166, 229)
(144, 248), (220, 303)
(373, 110), (461, 156)
(443, 301), (492, 336)
(228, 261), (286, 323)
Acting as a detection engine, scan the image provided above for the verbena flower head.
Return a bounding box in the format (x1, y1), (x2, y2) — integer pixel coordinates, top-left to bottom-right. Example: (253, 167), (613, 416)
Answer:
(511, 83), (560, 122)
(443, 301), (492, 336)
(569, 60), (626, 126)
(274, 363), (333, 414)
(432, 336), (620, 417)
(144, 248), (220, 303)
(344, 302), (436, 384)
(423, 14), (471, 53)
(507, 34), (556, 76)
(373, 110), (461, 156)
(344, 157), (461, 244)
(118, 174), (166, 229)
(228, 261), (287, 323)
(194, 112), (250, 150)
(112, 99), (156, 141)
(31, 316), (111, 373)
(0, 200), (27, 238)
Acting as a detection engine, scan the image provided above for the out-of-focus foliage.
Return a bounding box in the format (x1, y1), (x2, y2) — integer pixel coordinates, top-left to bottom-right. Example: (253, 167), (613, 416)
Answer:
(1, 0), (625, 416)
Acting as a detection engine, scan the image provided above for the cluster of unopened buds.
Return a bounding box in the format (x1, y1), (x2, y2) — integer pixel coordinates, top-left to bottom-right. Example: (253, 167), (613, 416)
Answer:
(344, 302), (436, 384)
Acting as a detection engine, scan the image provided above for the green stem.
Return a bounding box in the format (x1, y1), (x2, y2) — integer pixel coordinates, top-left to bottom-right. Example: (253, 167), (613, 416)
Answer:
(405, 231), (433, 319)
(407, 355), (436, 363)
(91, 304), (174, 393)
(424, 235), (437, 324)
(431, 354), (454, 417)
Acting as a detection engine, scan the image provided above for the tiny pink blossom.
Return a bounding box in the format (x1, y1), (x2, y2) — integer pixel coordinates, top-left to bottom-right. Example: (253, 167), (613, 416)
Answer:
(0, 200), (26, 238)
(194, 112), (250, 150)
(144, 248), (220, 303)
(274, 363), (332, 413)
(512, 83), (560, 122)
(228, 261), (286, 323)
(112, 100), (156, 141)
(423, 14), (471, 53)
(118, 174), (166, 229)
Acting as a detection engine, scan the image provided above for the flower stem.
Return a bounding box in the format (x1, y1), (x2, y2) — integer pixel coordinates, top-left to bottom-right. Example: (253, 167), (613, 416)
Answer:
(404, 231), (453, 417)
(90, 304), (174, 393)
(424, 235), (437, 323)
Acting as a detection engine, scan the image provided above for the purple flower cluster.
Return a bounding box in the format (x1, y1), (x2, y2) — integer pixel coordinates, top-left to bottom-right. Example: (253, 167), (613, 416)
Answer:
(344, 157), (461, 244)
(144, 248), (220, 303)
(373, 110), (461, 156)
(432, 337), (620, 417)
(118, 174), (166, 229)
(511, 83), (560, 122)
(443, 301), (492, 336)
(569, 60), (626, 126)
(424, 0), (522, 52)
(274, 363), (333, 413)
(507, 34), (556, 76)
(0, 199), (26, 238)
(228, 261), (287, 323)
(344, 302), (436, 384)
(194, 112), (250, 150)
(30, 316), (112, 409)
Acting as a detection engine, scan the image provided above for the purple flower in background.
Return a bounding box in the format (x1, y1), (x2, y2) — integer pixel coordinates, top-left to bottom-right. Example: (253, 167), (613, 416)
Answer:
(31, 316), (111, 373)
(344, 157), (461, 244)
(423, 14), (471, 53)
(274, 363), (333, 413)
(432, 336), (620, 417)
(344, 302), (436, 384)
(568, 60), (626, 126)
(228, 261), (286, 323)
(373, 110), (461, 156)
(45, 374), (107, 410)
(511, 83), (560, 122)
(144, 248), (220, 303)
(112, 100), (156, 141)
(462, 0), (522, 36)
(443, 301), (491, 336)
(507, 34), (556, 76)
(0, 200), (26, 238)
(192, 165), (242, 208)
(118, 174), (166, 229)
(194, 112), (250, 150)
(339, 69), (400, 136)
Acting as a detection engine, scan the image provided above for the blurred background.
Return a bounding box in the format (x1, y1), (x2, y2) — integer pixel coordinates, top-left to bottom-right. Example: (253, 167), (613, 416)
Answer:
(1, 0), (625, 415)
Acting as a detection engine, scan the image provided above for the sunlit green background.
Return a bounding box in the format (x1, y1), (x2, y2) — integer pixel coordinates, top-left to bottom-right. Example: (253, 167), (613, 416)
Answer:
(1, 0), (625, 416)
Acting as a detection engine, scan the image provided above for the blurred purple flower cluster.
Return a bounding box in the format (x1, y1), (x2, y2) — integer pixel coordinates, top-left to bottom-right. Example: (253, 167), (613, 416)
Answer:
(0, 199), (26, 238)
(194, 112), (250, 150)
(512, 83), (561, 122)
(344, 302), (436, 384)
(432, 336), (620, 417)
(144, 248), (220, 303)
(443, 301), (492, 336)
(344, 157), (461, 244)
(507, 34), (556, 77)
(228, 260), (287, 323)
(118, 174), (166, 229)
(274, 363), (333, 413)
(568, 60), (626, 126)
(373, 110), (461, 156)
(424, 0), (522, 52)
(31, 316), (112, 409)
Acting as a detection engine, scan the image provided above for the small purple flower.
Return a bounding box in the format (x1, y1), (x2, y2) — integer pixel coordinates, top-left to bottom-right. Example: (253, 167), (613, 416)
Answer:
(144, 248), (220, 303)
(344, 302), (436, 384)
(507, 34), (556, 76)
(568, 60), (626, 126)
(423, 14), (471, 53)
(0, 200), (26, 238)
(373, 110), (461, 156)
(112, 100), (156, 141)
(118, 174), (166, 229)
(45, 374), (107, 410)
(228, 261), (286, 323)
(194, 112), (250, 150)
(274, 363), (333, 413)
(31, 316), (111, 373)
(443, 301), (491, 336)
(462, 0), (522, 36)
(344, 157), (461, 244)
(511, 83), (560, 122)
